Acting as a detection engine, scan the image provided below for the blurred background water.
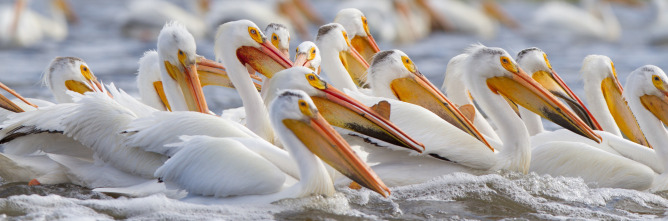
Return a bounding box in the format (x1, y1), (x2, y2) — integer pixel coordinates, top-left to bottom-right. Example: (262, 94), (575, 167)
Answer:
(0, 0), (668, 219)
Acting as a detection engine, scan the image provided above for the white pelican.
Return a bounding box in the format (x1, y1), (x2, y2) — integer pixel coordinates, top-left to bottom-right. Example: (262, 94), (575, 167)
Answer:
(0, 56), (109, 185)
(460, 45), (653, 190)
(530, 0), (624, 42)
(623, 65), (668, 191)
(212, 19), (293, 143)
(580, 54), (649, 146)
(440, 53), (501, 142)
(156, 90), (389, 204)
(0, 0), (76, 47)
(119, 0), (209, 41)
(316, 23), (371, 90)
(264, 23), (291, 58)
(0, 56), (105, 121)
(333, 8), (381, 63)
(44, 57), (106, 104)
(514, 47), (602, 135)
(293, 41), (321, 75)
(0, 56), (104, 157)
(416, 0), (519, 39)
(157, 22), (209, 114)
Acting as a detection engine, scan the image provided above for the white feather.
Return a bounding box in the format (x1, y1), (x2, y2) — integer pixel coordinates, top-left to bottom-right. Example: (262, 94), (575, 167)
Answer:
(155, 136), (286, 198)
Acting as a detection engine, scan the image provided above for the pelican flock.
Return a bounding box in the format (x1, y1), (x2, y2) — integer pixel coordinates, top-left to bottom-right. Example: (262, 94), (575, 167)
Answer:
(1, 0), (668, 214)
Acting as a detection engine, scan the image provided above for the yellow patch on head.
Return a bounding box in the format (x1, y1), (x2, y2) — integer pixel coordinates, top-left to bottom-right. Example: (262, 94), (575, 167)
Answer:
(543, 53), (552, 70)
(305, 73), (326, 89)
(79, 64), (93, 81)
(248, 26), (263, 44)
(309, 47), (316, 60)
(500, 56), (518, 74)
(177, 49), (186, 66)
(401, 56), (416, 73)
(298, 99), (315, 117)
(362, 16), (371, 36)
(271, 33), (280, 49)
(342, 31), (350, 45)
(652, 75), (668, 92)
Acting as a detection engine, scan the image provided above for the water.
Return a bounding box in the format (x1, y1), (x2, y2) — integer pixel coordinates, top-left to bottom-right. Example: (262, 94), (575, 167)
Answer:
(1, 0), (668, 219)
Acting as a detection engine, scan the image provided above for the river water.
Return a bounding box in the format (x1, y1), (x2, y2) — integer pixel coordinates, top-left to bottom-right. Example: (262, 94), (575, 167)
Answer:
(0, 0), (667, 220)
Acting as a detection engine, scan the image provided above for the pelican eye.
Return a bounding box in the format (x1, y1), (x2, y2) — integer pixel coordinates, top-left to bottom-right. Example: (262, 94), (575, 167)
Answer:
(308, 47), (316, 60)
(271, 33), (280, 48)
(296, 47), (299, 53)
(305, 73), (326, 89)
(342, 31), (350, 44)
(177, 49), (187, 65)
(297, 99), (315, 117)
(651, 74), (668, 91)
(401, 55), (417, 73)
(248, 27), (263, 43)
(361, 16), (370, 35)
(79, 64), (93, 80)
(500, 56), (518, 73)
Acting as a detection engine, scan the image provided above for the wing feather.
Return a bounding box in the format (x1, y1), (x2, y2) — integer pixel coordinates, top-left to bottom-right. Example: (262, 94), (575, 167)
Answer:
(155, 136), (285, 197)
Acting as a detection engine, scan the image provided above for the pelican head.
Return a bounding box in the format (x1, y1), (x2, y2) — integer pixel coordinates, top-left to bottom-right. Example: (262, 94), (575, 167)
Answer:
(269, 89), (390, 197)
(264, 23), (291, 58)
(137, 50), (233, 111)
(581, 55), (649, 146)
(157, 21), (209, 113)
(43, 56), (106, 103)
(465, 45), (601, 143)
(263, 67), (424, 153)
(334, 8), (381, 63)
(367, 49), (492, 150)
(316, 23), (369, 88)
(624, 65), (668, 125)
(215, 20), (293, 79)
(293, 41), (321, 74)
(516, 47), (602, 130)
